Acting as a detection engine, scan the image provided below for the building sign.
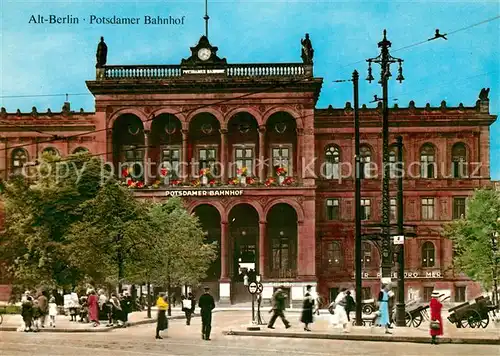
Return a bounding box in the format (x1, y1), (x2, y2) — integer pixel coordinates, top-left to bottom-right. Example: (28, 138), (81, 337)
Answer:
(356, 270), (442, 280)
(182, 69), (226, 75)
(165, 189), (244, 197)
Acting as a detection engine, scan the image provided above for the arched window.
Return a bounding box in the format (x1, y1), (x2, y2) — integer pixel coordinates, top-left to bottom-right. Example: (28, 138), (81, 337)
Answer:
(72, 147), (88, 154)
(420, 144), (436, 178)
(360, 145), (372, 179)
(11, 148), (29, 174)
(361, 242), (374, 268)
(421, 241), (435, 267)
(324, 145), (340, 179)
(42, 147), (59, 157)
(452, 143), (467, 178)
(324, 241), (343, 268)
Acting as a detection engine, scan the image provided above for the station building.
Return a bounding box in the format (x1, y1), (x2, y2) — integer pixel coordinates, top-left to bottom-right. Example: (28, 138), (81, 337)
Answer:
(0, 34), (496, 306)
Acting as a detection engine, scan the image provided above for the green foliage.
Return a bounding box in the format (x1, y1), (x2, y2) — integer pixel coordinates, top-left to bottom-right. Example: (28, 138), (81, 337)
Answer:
(0, 154), (104, 290)
(128, 197), (217, 288)
(443, 188), (500, 290)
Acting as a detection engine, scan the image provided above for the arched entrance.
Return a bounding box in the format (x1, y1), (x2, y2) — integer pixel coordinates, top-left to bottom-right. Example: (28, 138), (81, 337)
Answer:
(228, 204), (259, 303)
(267, 203), (298, 278)
(192, 204), (221, 282)
(112, 114), (145, 180)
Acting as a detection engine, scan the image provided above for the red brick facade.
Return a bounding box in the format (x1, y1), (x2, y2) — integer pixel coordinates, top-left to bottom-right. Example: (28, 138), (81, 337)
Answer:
(0, 36), (496, 305)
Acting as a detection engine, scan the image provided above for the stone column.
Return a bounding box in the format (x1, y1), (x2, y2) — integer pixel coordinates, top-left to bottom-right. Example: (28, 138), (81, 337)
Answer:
(297, 199), (316, 278)
(0, 139), (7, 180)
(259, 220), (267, 278)
(220, 129), (227, 182)
(219, 220), (231, 305)
(143, 131), (150, 184)
(182, 129), (188, 182)
(258, 125), (266, 183)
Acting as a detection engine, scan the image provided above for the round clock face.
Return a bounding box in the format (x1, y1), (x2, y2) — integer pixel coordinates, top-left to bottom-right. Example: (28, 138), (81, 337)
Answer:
(197, 48), (211, 61)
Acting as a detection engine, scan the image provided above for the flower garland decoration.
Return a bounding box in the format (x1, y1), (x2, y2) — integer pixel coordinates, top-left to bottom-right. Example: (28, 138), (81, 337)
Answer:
(228, 177), (240, 185)
(199, 168), (211, 176)
(237, 166), (248, 177)
(246, 177), (257, 185)
(276, 167), (287, 177)
(171, 179), (182, 186)
(282, 176), (295, 186)
(265, 177), (277, 187)
(160, 167), (169, 177)
(191, 179), (201, 187)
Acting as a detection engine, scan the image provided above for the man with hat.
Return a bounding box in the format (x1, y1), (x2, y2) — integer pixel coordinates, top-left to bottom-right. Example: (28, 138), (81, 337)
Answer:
(198, 286), (215, 340)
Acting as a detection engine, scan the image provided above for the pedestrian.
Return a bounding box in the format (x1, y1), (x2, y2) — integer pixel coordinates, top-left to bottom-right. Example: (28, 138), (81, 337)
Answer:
(155, 292), (169, 339)
(267, 288), (291, 329)
(37, 291), (48, 328)
(329, 288), (349, 333)
(121, 292), (133, 327)
(68, 289), (79, 322)
(87, 289), (99, 327)
(21, 296), (33, 332)
(314, 293), (322, 315)
(429, 291), (443, 345)
(182, 292), (196, 325)
(377, 284), (392, 334)
(32, 299), (41, 332)
(344, 290), (356, 322)
(48, 296), (57, 328)
(109, 293), (122, 326)
(198, 286), (215, 340)
(79, 296), (89, 323)
(300, 285), (315, 331)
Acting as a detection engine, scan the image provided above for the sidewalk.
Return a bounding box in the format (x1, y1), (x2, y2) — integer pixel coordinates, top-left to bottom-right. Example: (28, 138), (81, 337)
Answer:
(0, 309), (186, 332)
(223, 314), (500, 345)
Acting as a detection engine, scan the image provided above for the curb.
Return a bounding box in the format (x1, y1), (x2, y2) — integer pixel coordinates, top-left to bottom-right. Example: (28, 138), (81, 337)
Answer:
(222, 330), (500, 345)
(0, 314), (189, 333)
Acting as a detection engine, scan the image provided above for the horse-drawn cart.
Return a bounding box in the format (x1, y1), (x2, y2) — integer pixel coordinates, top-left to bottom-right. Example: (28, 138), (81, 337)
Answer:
(447, 296), (497, 328)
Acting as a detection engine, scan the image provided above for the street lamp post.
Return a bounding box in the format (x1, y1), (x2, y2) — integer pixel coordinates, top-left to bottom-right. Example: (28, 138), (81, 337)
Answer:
(366, 30), (404, 278)
(396, 135), (406, 326)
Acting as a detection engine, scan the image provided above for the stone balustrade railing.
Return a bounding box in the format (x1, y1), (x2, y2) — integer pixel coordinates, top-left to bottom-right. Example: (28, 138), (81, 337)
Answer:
(102, 63), (310, 80)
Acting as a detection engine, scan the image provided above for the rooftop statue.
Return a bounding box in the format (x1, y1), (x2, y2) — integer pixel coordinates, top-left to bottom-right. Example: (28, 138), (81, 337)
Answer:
(479, 88), (490, 100)
(96, 37), (108, 68)
(301, 33), (314, 64)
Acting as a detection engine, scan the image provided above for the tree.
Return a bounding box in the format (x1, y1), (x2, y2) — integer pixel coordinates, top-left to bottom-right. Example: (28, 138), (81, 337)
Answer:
(0, 153), (104, 291)
(443, 188), (500, 305)
(65, 181), (151, 291)
(127, 197), (217, 316)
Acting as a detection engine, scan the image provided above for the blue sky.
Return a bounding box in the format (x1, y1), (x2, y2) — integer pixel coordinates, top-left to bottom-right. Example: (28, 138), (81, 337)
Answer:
(1, 0), (499, 177)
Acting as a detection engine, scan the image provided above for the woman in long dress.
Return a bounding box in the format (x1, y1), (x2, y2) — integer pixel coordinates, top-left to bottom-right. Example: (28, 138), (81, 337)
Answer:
(377, 284), (391, 334)
(329, 288), (349, 333)
(429, 291), (443, 345)
(300, 292), (314, 331)
(155, 293), (169, 339)
(87, 290), (99, 327)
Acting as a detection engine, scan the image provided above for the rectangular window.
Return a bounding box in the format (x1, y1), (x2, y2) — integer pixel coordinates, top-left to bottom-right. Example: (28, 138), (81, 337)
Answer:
(454, 286), (466, 303)
(198, 147), (217, 175)
(234, 146), (254, 176)
(361, 199), (371, 220)
(390, 198), (397, 222)
(271, 145), (292, 177)
(122, 145), (144, 178)
(421, 198), (435, 220)
(160, 146), (181, 178)
(362, 287), (372, 300)
(453, 197), (467, 219)
(423, 287), (434, 302)
(326, 199), (340, 220)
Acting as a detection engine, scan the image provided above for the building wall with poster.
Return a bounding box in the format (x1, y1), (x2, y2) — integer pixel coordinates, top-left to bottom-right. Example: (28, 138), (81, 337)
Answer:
(0, 34), (496, 306)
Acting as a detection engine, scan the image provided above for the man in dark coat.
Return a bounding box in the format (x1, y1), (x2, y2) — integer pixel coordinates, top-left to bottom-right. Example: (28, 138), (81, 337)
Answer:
(344, 290), (356, 322)
(267, 288), (291, 329)
(198, 286), (215, 340)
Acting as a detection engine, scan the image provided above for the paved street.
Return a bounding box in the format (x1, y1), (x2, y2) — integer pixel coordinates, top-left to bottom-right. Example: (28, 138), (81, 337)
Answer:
(1, 311), (498, 356)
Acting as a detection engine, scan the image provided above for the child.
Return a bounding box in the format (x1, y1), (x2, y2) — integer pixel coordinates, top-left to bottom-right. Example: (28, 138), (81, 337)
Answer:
(48, 296), (57, 327)
(32, 299), (41, 332)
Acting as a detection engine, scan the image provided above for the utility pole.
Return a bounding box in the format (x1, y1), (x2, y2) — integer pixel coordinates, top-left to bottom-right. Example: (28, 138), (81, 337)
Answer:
(366, 30), (404, 278)
(353, 70), (363, 326)
(396, 135), (406, 326)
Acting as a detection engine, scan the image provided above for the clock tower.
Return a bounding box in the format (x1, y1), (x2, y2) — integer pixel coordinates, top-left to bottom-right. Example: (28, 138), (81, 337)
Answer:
(180, 35), (227, 67)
